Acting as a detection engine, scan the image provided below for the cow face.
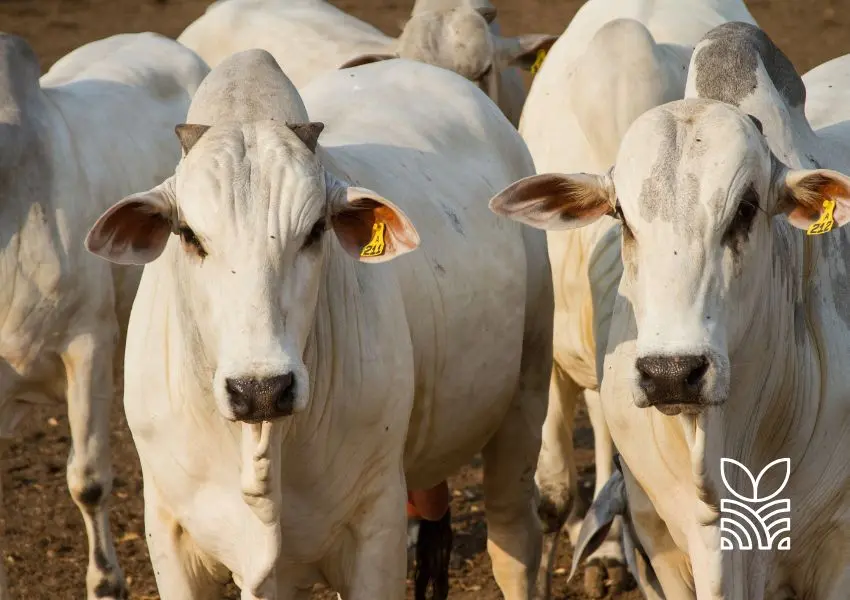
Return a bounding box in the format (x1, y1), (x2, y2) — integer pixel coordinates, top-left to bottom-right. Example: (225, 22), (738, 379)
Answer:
(86, 120), (418, 423)
(489, 98), (850, 415)
(338, 7), (556, 107)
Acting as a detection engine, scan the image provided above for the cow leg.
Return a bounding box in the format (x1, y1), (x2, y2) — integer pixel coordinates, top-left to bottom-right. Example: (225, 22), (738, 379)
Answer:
(331, 473), (407, 600)
(61, 331), (126, 600)
(143, 472), (223, 599)
(481, 352), (548, 598)
(0, 447), (8, 599)
(623, 467), (694, 599)
(533, 364), (582, 597)
(581, 389), (627, 598)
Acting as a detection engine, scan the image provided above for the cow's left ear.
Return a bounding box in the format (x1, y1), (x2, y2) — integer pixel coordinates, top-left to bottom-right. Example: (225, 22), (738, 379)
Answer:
(490, 172), (617, 230)
(338, 53), (398, 70)
(85, 178), (177, 265)
(496, 34), (558, 71)
(328, 180), (420, 263)
(779, 168), (850, 232)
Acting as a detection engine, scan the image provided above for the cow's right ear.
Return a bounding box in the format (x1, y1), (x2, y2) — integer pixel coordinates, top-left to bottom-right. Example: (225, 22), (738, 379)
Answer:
(569, 468), (627, 582)
(338, 53), (398, 70)
(85, 178), (177, 265)
(489, 172), (616, 230)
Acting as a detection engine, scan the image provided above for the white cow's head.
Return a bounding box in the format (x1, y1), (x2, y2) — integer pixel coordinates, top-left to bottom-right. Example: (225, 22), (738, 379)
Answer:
(490, 99), (850, 415)
(86, 121), (419, 423)
(339, 6), (556, 103)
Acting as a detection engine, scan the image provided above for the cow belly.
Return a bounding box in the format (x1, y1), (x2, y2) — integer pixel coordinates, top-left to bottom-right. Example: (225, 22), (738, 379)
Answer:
(398, 231), (527, 488)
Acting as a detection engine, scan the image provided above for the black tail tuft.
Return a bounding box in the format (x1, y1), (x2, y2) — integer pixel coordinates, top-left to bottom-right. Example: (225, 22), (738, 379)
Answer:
(413, 508), (452, 600)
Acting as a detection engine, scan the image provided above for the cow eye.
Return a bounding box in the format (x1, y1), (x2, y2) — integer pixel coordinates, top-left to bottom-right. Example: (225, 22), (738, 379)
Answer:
(723, 185), (760, 250)
(303, 218), (326, 250)
(736, 197), (759, 223)
(475, 64), (493, 82)
(614, 202), (634, 239)
(178, 225), (207, 258)
(731, 187), (760, 233)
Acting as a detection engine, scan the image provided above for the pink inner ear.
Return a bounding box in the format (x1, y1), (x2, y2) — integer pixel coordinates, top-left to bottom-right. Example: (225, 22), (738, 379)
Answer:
(331, 208), (375, 256)
(786, 203), (821, 228)
(834, 202), (850, 225)
(87, 200), (172, 262)
(332, 198), (418, 260)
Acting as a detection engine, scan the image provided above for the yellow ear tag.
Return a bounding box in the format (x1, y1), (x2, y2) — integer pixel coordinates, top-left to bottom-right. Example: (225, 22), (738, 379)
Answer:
(806, 198), (836, 236)
(360, 221), (387, 257)
(530, 48), (547, 76)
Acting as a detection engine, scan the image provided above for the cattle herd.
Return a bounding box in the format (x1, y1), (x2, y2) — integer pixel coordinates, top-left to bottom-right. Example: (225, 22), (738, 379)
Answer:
(0, 0), (848, 598)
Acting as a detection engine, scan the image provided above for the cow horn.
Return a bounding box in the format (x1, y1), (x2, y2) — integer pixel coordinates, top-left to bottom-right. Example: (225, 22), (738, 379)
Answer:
(287, 122), (325, 153)
(175, 123), (212, 155)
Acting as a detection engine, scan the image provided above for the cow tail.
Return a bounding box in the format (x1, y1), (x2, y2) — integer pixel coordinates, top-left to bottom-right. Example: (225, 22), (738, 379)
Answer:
(413, 507), (452, 600)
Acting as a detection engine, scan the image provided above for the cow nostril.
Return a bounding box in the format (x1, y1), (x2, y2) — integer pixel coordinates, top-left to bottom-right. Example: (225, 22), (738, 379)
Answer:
(271, 372), (295, 412)
(635, 358), (657, 385)
(686, 358), (709, 387)
(225, 377), (252, 417)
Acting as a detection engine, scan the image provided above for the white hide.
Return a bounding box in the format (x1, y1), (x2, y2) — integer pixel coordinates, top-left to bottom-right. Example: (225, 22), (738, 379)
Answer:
(496, 20), (850, 600)
(0, 32), (208, 599)
(515, 0), (756, 594)
(176, 0), (555, 126)
(410, 0), (527, 124)
(88, 53), (553, 599)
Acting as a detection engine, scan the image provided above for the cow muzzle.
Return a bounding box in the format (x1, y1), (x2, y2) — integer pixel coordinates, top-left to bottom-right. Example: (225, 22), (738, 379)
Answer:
(225, 373), (297, 423)
(633, 352), (725, 415)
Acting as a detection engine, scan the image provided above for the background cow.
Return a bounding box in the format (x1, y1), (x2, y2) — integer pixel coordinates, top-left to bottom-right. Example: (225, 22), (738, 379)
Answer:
(0, 32), (208, 599)
(176, 0), (555, 126)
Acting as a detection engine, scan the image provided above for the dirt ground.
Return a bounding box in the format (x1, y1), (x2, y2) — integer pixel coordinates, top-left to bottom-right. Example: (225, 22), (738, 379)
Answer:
(0, 0), (848, 599)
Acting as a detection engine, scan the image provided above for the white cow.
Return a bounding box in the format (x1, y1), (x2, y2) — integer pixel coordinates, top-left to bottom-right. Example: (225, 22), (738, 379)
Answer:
(176, 0), (556, 126)
(492, 21), (850, 600)
(85, 51), (553, 599)
(410, 0), (529, 125)
(0, 32), (208, 599)
(516, 0), (756, 595)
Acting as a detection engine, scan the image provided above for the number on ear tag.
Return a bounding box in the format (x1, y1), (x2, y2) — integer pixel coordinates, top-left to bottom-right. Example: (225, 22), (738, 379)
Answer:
(360, 222), (387, 257)
(806, 198), (836, 236)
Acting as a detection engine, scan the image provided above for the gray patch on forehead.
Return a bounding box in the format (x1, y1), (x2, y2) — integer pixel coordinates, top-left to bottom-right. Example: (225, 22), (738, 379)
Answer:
(692, 22), (804, 108)
(637, 107), (707, 235)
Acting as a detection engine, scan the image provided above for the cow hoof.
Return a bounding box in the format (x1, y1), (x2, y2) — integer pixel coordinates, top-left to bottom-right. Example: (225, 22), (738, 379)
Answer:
(537, 495), (566, 534)
(584, 559), (606, 599)
(583, 558), (633, 598)
(91, 574), (129, 600)
(605, 558), (631, 594)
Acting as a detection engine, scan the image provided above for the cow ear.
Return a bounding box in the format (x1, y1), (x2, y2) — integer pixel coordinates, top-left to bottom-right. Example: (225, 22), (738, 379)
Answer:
(568, 469), (627, 582)
(779, 168), (850, 233)
(497, 34), (558, 71)
(329, 182), (420, 263)
(489, 172), (616, 230)
(85, 179), (177, 265)
(338, 53), (397, 70)
(474, 5), (497, 24)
